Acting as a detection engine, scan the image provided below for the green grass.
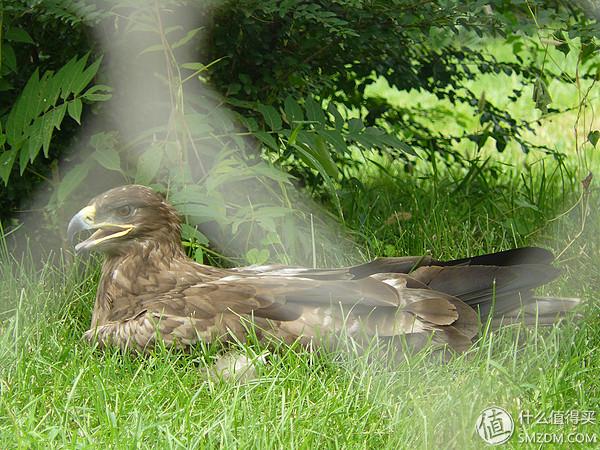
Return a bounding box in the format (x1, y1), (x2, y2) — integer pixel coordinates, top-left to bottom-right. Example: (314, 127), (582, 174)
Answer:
(2, 41), (600, 448)
(1, 156), (598, 448)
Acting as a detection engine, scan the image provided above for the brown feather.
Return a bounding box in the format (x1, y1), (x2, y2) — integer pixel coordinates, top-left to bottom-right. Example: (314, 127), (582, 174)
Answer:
(403, 298), (458, 326)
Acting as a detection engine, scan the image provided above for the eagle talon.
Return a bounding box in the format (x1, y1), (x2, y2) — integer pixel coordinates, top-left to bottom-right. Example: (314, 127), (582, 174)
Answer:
(206, 351), (267, 383)
(82, 329), (95, 343)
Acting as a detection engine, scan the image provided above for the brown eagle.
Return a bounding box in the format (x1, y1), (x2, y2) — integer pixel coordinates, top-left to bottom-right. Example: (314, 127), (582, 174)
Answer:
(68, 185), (578, 356)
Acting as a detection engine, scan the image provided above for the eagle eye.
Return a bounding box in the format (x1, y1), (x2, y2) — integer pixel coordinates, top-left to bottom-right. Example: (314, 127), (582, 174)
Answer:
(115, 205), (134, 218)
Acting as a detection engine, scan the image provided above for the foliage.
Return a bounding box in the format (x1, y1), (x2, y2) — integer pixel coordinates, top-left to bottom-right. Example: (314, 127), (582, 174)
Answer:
(206, 0), (599, 164)
(38, 3), (361, 265)
(0, 54), (111, 184)
(1, 0), (599, 265)
(0, 0), (107, 221)
(230, 95), (415, 217)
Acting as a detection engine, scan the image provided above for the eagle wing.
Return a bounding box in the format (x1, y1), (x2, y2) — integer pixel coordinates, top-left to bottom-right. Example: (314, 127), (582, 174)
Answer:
(91, 270), (479, 352)
(229, 255), (432, 280)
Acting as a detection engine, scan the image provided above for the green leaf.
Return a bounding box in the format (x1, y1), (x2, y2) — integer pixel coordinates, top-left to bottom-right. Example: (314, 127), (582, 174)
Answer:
(181, 223), (209, 245)
(57, 163), (90, 203)
(172, 27), (202, 49)
(553, 31), (570, 56)
(59, 54), (89, 100)
(43, 69), (65, 110)
(254, 131), (280, 151)
(293, 143), (343, 218)
(183, 56), (227, 80)
(135, 144), (164, 184)
(35, 71), (54, 114)
(588, 130), (599, 147)
(19, 141), (30, 174)
(352, 126), (416, 155)
(314, 137), (339, 178)
(296, 130), (317, 149)
(202, 159), (289, 196)
(393, 140), (416, 156)
(184, 113), (214, 136)
(367, 129), (416, 155)
(257, 104), (282, 130)
(91, 132), (121, 171)
(515, 198), (541, 212)
(494, 134), (507, 152)
(470, 132), (489, 150)
(93, 147), (120, 171)
(0, 150), (17, 185)
(41, 104), (67, 157)
(254, 206), (293, 232)
(72, 56), (103, 96)
(250, 164), (293, 183)
(261, 232), (282, 247)
(181, 62), (205, 70)
(284, 96), (304, 124)
(169, 186), (204, 204)
(533, 79), (552, 113)
(224, 97), (254, 108)
(24, 119), (43, 166)
(176, 202), (229, 224)
(0, 79), (13, 92)
(238, 115), (258, 132)
(6, 27), (34, 44)
(304, 97), (326, 126)
(52, 103), (67, 129)
(53, 56), (86, 102)
(139, 43), (164, 56)
(192, 248), (204, 263)
(164, 25), (184, 35)
(327, 103), (344, 130)
(82, 84), (113, 102)
(1, 44), (17, 73)
(288, 125), (302, 146)
(246, 248), (270, 265)
(6, 68), (40, 147)
(316, 129), (347, 154)
(348, 118), (364, 134)
(68, 98), (83, 124)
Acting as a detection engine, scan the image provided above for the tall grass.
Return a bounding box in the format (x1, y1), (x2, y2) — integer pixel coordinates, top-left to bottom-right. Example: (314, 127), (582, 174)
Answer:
(1, 41), (599, 448)
(1, 151), (598, 448)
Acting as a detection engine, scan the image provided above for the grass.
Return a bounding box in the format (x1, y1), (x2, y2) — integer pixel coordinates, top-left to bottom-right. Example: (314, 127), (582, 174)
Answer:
(2, 42), (600, 448)
(1, 156), (598, 448)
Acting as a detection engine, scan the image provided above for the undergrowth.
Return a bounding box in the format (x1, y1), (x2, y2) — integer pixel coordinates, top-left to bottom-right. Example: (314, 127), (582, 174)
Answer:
(1, 149), (598, 448)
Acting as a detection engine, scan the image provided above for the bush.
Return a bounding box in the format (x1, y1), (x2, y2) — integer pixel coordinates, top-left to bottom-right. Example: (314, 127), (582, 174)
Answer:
(1, 0), (598, 263)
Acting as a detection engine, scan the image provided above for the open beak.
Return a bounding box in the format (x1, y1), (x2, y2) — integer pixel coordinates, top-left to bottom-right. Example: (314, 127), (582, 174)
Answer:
(67, 204), (134, 253)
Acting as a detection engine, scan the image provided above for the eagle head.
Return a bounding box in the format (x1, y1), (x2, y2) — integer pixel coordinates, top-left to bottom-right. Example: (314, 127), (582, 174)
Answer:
(67, 185), (181, 254)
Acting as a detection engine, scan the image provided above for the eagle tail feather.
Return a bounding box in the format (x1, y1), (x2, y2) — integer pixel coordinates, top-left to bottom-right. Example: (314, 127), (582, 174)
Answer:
(439, 246), (555, 267)
(490, 296), (581, 327)
(406, 261), (579, 325)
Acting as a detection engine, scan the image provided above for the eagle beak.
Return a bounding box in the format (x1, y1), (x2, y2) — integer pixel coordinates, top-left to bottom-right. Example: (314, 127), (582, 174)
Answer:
(67, 204), (134, 253)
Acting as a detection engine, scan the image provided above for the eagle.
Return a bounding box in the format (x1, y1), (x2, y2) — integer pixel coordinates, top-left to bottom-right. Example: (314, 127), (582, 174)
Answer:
(68, 184), (578, 358)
